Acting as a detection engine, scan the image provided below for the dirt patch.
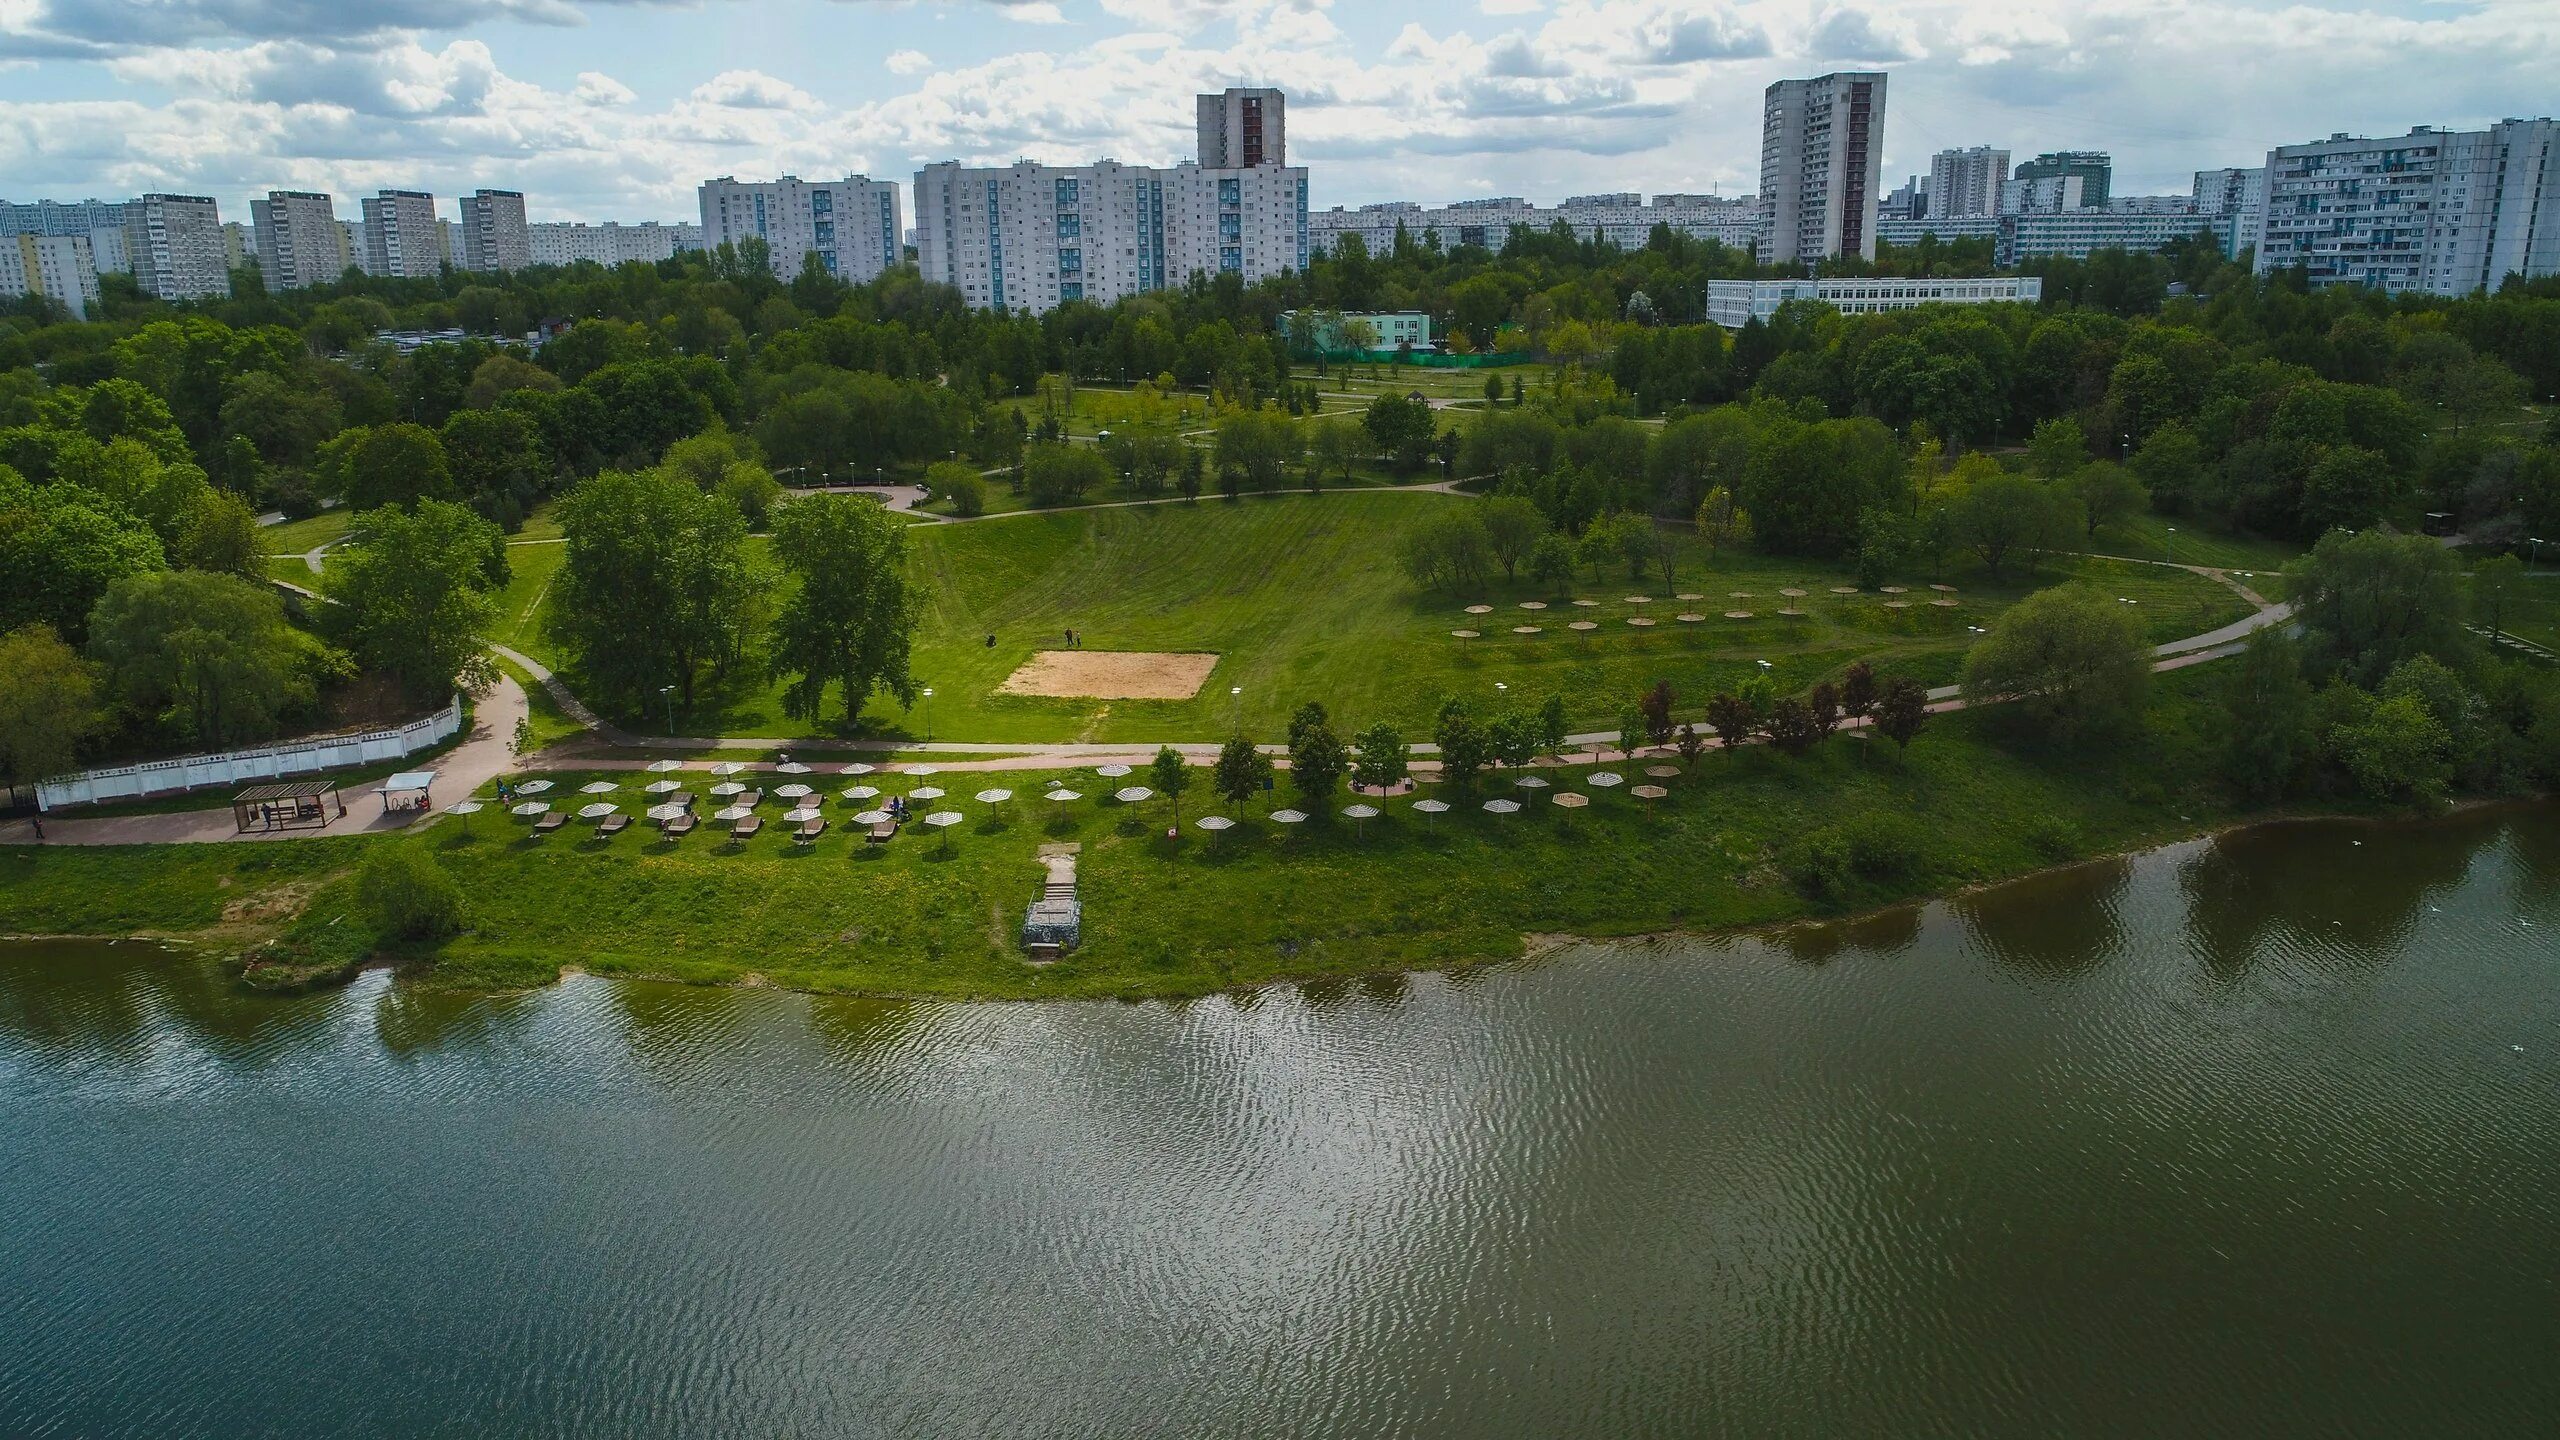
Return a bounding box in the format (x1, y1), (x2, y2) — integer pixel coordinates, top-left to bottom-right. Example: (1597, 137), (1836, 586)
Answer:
(221, 879), (323, 926)
(997, 650), (1219, 700)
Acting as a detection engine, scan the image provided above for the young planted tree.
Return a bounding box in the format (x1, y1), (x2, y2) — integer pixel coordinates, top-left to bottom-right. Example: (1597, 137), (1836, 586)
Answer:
(1808, 681), (1842, 741)
(1434, 699), (1491, 788)
(1616, 703), (1650, 758)
(1212, 733), (1273, 811)
(1762, 696), (1824, 757)
(1289, 711), (1348, 809)
(1151, 744), (1190, 828)
(1704, 692), (1755, 758)
(1695, 486), (1753, 564)
(1874, 677), (1931, 758)
(1527, 532), (1578, 595)
(1675, 722), (1705, 769)
(1350, 721), (1410, 793)
(1839, 661), (1879, 727)
(1537, 694), (1570, 758)
(769, 493), (917, 726)
(1639, 681), (1677, 748)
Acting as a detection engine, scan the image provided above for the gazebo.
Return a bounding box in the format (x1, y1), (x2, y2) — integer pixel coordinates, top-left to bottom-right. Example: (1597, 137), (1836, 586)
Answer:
(232, 779), (345, 834)
(379, 770), (437, 816)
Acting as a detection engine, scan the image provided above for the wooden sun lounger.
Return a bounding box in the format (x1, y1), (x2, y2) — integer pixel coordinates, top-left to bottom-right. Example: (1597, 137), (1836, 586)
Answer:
(596, 814), (630, 838)
(866, 819), (895, 844)
(730, 816), (763, 842)
(792, 816), (829, 846)
(532, 812), (566, 836)
(736, 789), (762, 809)
(662, 814), (696, 839)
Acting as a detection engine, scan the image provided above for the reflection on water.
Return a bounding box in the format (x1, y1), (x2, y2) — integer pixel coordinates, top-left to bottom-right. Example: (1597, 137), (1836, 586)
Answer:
(2, 805), (2556, 1438)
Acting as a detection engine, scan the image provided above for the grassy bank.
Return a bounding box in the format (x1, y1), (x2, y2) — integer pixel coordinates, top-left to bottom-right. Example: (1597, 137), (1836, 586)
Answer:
(2, 670), (2290, 1003)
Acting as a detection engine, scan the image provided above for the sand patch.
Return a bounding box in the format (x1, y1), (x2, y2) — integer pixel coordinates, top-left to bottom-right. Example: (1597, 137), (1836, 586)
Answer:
(998, 650), (1219, 700)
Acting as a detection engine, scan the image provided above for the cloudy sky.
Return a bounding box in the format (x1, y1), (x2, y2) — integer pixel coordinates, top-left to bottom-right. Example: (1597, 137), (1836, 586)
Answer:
(3, 0), (2556, 223)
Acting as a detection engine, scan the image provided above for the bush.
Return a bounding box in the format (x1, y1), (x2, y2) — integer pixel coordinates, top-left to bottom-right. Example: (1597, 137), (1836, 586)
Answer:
(926, 460), (986, 517)
(355, 842), (464, 942)
(1783, 815), (1925, 901)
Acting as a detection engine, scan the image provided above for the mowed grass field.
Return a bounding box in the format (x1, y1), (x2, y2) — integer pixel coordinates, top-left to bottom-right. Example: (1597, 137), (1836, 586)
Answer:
(512, 490), (2257, 744)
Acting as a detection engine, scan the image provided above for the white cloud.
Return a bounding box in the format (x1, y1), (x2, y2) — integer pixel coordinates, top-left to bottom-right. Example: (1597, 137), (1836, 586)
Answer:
(885, 48), (931, 75)
(571, 70), (634, 105)
(689, 69), (820, 111)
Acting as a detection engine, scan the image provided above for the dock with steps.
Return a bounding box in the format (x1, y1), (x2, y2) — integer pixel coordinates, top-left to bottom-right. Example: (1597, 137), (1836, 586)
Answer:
(1021, 844), (1081, 960)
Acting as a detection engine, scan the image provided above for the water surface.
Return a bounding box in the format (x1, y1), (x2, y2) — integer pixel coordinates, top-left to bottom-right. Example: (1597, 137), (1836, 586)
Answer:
(4, 806), (2556, 1436)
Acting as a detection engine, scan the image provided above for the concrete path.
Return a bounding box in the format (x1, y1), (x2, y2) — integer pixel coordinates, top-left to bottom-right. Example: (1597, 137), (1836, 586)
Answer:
(1, 673), (532, 848)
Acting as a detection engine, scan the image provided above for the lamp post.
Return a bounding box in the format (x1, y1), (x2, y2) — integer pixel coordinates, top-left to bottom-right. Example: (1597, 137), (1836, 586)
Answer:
(2164, 525), (2176, 566)
(1229, 684), (1241, 727)
(2533, 537), (2548, 574)
(922, 687), (934, 743)
(659, 684), (675, 736)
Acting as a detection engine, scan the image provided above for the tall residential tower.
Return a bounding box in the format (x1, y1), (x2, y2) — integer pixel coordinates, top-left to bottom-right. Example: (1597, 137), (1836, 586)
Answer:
(1759, 72), (1887, 265)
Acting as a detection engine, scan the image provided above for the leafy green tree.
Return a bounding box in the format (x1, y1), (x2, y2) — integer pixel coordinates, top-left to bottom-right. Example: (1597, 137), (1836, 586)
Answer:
(2219, 630), (2314, 801)
(1434, 699), (1491, 787)
(72, 437), (213, 549)
(174, 488), (263, 578)
(1024, 443), (1109, 507)
(88, 570), (323, 748)
(1213, 734), (1272, 810)
(2299, 443), (2396, 536)
(1526, 531), (1577, 594)
(769, 493), (916, 726)
(1761, 696), (1823, 757)
(2129, 422), (2209, 513)
(550, 466), (762, 711)
(219, 369), (342, 468)
(2027, 416), (2089, 478)
(0, 465), (164, 640)
(1952, 472), (2077, 579)
(322, 499), (503, 703)
(2287, 527), (2470, 687)
(1363, 393), (1436, 472)
(462, 354), (561, 411)
(717, 461), (784, 530)
(2329, 693), (2453, 807)
(321, 423), (453, 511)
(1694, 485), (1753, 563)
(1345, 720), (1409, 794)
(2071, 461), (2149, 538)
(1307, 419), (1361, 491)
(1399, 506), (1492, 593)
(0, 624), (101, 787)
(2472, 553), (2525, 642)
(1289, 710), (1347, 807)
(1150, 744), (1190, 827)
(1214, 409), (1302, 494)
(1961, 583), (2151, 741)
(925, 460), (987, 517)
(1479, 495), (1547, 583)
(439, 407), (550, 530)
(1873, 677), (1930, 756)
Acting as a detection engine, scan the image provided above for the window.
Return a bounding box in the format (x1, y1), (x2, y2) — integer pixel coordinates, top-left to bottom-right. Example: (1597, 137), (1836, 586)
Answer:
(1220, 247), (1241, 271)
(1058, 248), (1082, 274)
(1060, 282), (1083, 300)
(1220, 179), (1241, 207)
(811, 192), (832, 215)
(813, 220), (834, 245)
(1056, 213), (1081, 238)
(1056, 178), (1079, 205)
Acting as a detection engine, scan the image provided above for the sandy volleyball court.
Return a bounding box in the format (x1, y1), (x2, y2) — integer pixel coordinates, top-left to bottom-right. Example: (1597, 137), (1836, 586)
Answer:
(997, 651), (1220, 700)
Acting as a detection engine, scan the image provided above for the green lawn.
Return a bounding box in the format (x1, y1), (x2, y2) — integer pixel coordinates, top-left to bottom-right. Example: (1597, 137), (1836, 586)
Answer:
(260, 508), (353, 555)
(0, 670), (2269, 1002)
(2088, 513), (2304, 575)
(535, 491), (2251, 744)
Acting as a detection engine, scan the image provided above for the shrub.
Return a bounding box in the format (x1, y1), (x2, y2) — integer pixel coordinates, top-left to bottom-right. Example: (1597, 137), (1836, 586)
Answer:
(356, 842), (464, 942)
(1783, 815), (1925, 900)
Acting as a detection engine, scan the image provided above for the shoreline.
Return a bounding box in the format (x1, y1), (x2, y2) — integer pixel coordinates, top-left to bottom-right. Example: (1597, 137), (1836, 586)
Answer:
(10, 797), (2544, 1005)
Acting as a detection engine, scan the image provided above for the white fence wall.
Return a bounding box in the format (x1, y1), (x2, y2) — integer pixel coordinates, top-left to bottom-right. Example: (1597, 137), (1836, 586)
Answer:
(38, 698), (462, 812)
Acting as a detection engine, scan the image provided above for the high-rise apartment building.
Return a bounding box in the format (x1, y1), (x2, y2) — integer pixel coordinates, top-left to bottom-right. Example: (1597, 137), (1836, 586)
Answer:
(0, 198), (133, 275)
(1928, 146), (2009, 219)
(527, 221), (705, 267)
(698, 175), (901, 282)
(2257, 120), (2560, 295)
(123, 194), (230, 300)
(458, 189), (530, 273)
(1759, 72), (1887, 264)
(361, 190), (442, 279)
(1197, 87), (1285, 168)
(0, 233), (102, 319)
(2192, 166), (2267, 257)
(915, 87), (1310, 314)
(2014, 151), (2112, 208)
(252, 190), (344, 291)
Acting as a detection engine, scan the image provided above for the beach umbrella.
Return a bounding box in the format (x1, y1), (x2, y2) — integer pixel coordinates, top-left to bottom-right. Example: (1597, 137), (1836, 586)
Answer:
(773, 783), (813, 799)
(578, 802), (618, 820)
(646, 802), (688, 822)
(1096, 763), (1132, 778)
(714, 804), (752, 823)
(974, 788), (1013, 805)
(842, 784), (881, 801)
(907, 765), (940, 778)
(788, 806), (822, 825)
(852, 809), (890, 826)
(1197, 815), (1234, 841)
(1464, 604), (1493, 615)
(1270, 808), (1308, 825)
(514, 779), (553, 795)
(1631, 784), (1668, 813)
(1115, 786), (1153, 804)
(711, 762), (747, 778)
(579, 780), (619, 795)
(1645, 765), (1680, 779)
(1587, 771), (1624, 789)
(1413, 798), (1449, 829)
(646, 759), (685, 775)
(1482, 798), (1521, 818)
(709, 781), (745, 798)
(1046, 788), (1083, 803)
(448, 799), (483, 835)
(1552, 792), (1589, 811)
(923, 810), (964, 853)
(776, 761), (811, 775)
(910, 785), (946, 801)
(1515, 775), (1551, 796)
(841, 762), (876, 776)
(510, 800), (551, 818)
(644, 779), (683, 795)
(1342, 802), (1378, 840)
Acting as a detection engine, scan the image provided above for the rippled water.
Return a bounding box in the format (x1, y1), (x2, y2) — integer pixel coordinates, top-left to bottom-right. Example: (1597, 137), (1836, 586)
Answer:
(4, 806), (2557, 1437)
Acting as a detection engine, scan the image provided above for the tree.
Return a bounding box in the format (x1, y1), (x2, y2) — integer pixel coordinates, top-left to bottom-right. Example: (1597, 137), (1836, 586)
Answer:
(769, 493), (917, 726)
(1213, 733), (1272, 810)
(1694, 485), (1753, 563)
(2028, 416), (2089, 478)
(1434, 699), (1491, 787)
(1874, 678), (1929, 756)
(549, 467), (762, 711)
(1364, 393), (1436, 472)
(87, 570), (322, 749)
(1808, 681), (1842, 740)
(1350, 721), (1410, 792)
(356, 842), (464, 942)
(1761, 697), (1823, 757)
(1527, 531), (1577, 594)
(1704, 692), (1754, 758)
(321, 422), (452, 510)
(0, 467), (165, 640)
(2287, 527), (2469, 687)
(1289, 710), (1348, 808)
(717, 462), (784, 530)
(322, 499), (503, 703)
(1178, 445), (1204, 502)
(1952, 473), (2076, 580)
(1214, 409), (1301, 494)
(0, 624), (101, 787)
(924, 459), (987, 517)
(1674, 722), (1705, 768)
(2071, 461), (2149, 539)
(1960, 583), (2151, 741)
(1638, 680), (1676, 746)
(1400, 506), (1492, 593)
(1023, 442), (1109, 507)
(462, 354), (561, 411)
(440, 408), (550, 530)
(2330, 693), (2453, 806)
(1307, 419), (1360, 492)
(1150, 744), (1190, 827)
(1480, 495), (1547, 583)
(2473, 553), (2525, 643)
(2220, 629), (2314, 801)
(174, 488), (262, 578)
(1840, 661), (1878, 725)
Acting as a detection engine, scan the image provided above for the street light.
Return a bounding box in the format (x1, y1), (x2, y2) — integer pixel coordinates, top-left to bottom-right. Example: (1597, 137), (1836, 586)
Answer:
(2164, 525), (2177, 566)
(1229, 684), (1241, 726)
(921, 687), (935, 743)
(659, 684), (675, 735)
(2533, 537), (2548, 573)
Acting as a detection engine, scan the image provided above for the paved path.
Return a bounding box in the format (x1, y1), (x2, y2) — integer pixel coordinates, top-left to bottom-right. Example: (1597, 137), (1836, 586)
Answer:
(1, 673), (532, 848)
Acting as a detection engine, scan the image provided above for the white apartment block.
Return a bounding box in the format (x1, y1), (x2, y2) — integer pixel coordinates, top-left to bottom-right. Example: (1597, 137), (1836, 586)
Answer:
(458, 189), (530, 274)
(527, 221), (705, 267)
(361, 190), (442, 279)
(1198, 87), (1286, 168)
(2193, 166), (2268, 258)
(1309, 193), (1762, 257)
(252, 190), (344, 291)
(1706, 276), (2041, 327)
(221, 221), (254, 274)
(1759, 72), (1887, 264)
(0, 198), (132, 276)
(698, 175), (900, 283)
(124, 194), (230, 300)
(916, 158), (1307, 313)
(1, 233), (102, 319)
(2000, 208), (2214, 263)
(2258, 120), (2560, 296)
(1928, 146), (2008, 219)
